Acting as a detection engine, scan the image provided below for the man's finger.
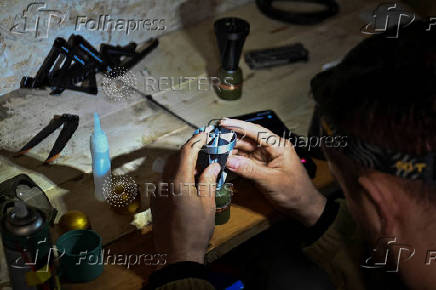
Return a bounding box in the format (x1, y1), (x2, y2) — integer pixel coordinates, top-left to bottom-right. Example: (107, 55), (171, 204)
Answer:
(234, 138), (257, 152)
(221, 119), (274, 142)
(180, 132), (207, 177)
(220, 119), (283, 157)
(198, 163), (221, 199)
(226, 155), (271, 180)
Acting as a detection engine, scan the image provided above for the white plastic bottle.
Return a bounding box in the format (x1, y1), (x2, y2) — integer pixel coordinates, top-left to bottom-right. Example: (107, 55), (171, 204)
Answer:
(90, 113), (111, 201)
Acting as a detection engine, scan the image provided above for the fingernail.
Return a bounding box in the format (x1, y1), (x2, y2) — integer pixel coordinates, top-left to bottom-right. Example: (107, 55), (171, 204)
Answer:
(220, 118), (231, 125)
(227, 156), (240, 169)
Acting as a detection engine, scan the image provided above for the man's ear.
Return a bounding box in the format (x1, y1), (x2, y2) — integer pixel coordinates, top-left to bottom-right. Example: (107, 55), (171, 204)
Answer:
(358, 174), (398, 236)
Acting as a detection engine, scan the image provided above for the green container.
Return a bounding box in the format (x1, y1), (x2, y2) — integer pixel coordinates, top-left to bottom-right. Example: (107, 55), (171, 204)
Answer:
(215, 67), (243, 100)
(215, 185), (232, 225)
(56, 230), (103, 283)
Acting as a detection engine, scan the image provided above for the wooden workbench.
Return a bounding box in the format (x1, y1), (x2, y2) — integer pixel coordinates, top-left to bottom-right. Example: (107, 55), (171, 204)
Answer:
(0, 0), (384, 288)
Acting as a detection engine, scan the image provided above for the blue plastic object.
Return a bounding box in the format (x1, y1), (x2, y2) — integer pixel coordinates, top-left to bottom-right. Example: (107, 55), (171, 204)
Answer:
(226, 280), (244, 290)
(90, 113), (111, 201)
(193, 125), (236, 190)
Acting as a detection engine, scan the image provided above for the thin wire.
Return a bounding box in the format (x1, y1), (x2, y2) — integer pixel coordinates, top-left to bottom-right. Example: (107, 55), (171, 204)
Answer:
(132, 87), (199, 129)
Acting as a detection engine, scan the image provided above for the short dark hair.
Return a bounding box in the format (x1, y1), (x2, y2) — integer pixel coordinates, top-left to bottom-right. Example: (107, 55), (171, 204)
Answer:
(311, 20), (436, 202)
(311, 20), (436, 156)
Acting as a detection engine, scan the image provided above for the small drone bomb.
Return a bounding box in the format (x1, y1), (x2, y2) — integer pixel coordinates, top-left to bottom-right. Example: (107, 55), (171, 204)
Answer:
(194, 124), (237, 225)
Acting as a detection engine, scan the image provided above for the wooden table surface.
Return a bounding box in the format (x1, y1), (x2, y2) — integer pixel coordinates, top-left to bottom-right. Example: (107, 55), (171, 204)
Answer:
(0, 0), (385, 288)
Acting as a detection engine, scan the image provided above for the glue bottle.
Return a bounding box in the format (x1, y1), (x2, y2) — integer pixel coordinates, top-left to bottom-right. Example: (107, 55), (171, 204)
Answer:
(90, 113), (111, 201)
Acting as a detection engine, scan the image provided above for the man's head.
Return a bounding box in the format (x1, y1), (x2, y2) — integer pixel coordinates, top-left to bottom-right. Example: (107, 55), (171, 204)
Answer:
(312, 20), (436, 288)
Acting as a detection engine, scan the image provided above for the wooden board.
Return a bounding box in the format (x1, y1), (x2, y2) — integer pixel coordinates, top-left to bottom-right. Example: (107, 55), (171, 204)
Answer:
(60, 158), (335, 290)
(0, 0), (388, 288)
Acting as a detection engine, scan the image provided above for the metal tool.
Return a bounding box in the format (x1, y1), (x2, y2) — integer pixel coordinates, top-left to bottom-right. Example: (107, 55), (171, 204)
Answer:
(144, 94), (199, 129)
(16, 114), (79, 163)
(244, 43), (309, 69)
(20, 35), (158, 95)
(214, 17), (250, 100)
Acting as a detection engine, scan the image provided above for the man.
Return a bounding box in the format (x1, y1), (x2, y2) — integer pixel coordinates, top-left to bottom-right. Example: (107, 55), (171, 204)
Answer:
(147, 20), (436, 290)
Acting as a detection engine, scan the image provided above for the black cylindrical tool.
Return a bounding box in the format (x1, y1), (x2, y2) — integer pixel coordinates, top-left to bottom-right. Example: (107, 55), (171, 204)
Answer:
(214, 18), (250, 100)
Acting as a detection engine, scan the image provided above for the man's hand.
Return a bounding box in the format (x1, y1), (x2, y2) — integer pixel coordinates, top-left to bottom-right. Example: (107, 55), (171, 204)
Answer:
(221, 119), (326, 227)
(151, 133), (221, 265)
